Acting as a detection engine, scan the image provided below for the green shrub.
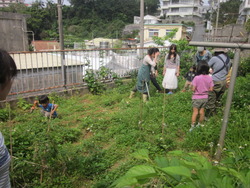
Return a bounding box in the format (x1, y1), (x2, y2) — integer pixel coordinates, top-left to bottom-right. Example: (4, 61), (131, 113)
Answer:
(238, 57), (250, 77)
(0, 108), (10, 122)
(113, 149), (250, 187)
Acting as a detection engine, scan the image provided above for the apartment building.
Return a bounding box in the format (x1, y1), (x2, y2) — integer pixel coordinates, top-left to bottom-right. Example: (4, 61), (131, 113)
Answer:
(143, 23), (187, 42)
(0, 0), (24, 7)
(160, 0), (203, 18)
(238, 0), (250, 24)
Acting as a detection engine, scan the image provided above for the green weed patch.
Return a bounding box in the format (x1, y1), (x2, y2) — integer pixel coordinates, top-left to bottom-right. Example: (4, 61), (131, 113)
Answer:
(0, 75), (249, 187)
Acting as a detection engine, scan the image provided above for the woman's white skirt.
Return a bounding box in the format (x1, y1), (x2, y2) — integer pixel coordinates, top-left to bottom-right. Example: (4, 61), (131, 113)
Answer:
(162, 68), (178, 89)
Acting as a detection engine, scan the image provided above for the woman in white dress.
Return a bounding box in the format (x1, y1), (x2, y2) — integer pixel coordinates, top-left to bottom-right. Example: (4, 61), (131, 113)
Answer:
(162, 44), (180, 94)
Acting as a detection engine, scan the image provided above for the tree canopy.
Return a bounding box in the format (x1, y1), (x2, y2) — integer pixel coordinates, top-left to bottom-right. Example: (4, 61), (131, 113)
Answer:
(0, 0), (159, 42)
(212, 0), (242, 26)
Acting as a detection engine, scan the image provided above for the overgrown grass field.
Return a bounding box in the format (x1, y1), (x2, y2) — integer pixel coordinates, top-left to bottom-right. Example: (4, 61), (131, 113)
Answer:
(0, 74), (249, 187)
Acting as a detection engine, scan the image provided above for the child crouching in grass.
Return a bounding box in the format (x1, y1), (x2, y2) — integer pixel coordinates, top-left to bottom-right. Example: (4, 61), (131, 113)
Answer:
(190, 60), (213, 132)
(31, 95), (58, 118)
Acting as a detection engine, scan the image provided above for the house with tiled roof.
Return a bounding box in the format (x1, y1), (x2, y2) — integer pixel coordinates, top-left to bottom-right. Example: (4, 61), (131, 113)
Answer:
(32, 40), (60, 51)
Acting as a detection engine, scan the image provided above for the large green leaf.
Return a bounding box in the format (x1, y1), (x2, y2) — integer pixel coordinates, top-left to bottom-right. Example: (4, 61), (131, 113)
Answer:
(154, 156), (169, 168)
(168, 150), (184, 156)
(113, 176), (138, 187)
(125, 165), (157, 180)
(188, 153), (212, 169)
(131, 149), (150, 161)
(169, 158), (181, 166)
(196, 168), (218, 186)
(175, 182), (196, 188)
(245, 171), (250, 188)
(218, 166), (246, 184)
(181, 160), (199, 170)
(214, 176), (234, 188)
(161, 166), (191, 178)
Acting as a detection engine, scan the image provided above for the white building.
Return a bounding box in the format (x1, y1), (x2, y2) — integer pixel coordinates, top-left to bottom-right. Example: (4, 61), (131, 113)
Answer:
(160, 0), (203, 18)
(134, 15), (160, 24)
(0, 0), (24, 7)
(238, 0), (250, 24)
(208, 0), (230, 4)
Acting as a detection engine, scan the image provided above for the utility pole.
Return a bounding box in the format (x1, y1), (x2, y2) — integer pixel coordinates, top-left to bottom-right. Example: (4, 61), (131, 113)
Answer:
(139, 0), (144, 59)
(57, 0), (66, 87)
(215, 0), (220, 37)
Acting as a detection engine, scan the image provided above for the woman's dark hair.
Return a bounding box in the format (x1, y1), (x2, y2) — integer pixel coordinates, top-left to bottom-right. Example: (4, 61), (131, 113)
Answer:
(167, 44), (177, 60)
(0, 49), (17, 85)
(148, 48), (159, 55)
(214, 51), (225, 56)
(197, 60), (210, 75)
(39, 95), (50, 104)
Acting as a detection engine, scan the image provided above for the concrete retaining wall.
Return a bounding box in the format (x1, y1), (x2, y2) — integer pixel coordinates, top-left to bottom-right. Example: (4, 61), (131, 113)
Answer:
(0, 12), (30, 52)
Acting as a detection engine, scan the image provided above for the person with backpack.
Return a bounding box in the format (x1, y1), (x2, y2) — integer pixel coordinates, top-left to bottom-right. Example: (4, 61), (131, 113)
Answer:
(206, 48), (231, 118)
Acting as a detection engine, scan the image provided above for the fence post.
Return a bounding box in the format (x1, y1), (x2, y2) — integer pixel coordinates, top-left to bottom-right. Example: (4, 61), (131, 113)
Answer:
(215, 48), (241, 161)
(57, 0), (66, 87)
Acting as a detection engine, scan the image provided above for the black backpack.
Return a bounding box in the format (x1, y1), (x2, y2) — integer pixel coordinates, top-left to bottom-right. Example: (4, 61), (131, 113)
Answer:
(212, 55), (230, 75)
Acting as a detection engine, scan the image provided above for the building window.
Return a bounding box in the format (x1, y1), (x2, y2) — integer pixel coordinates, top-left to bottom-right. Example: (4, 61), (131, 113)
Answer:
(180, 0), (193, 4)
(171, 8), (179, 12)
(180, 7), (193, 13)
(163, 9), (169, 14)
(149, 29), (159, 37)
(163, 1), (169, 6)
(172, 0), (179, 4)
(166, 30), (172, 35)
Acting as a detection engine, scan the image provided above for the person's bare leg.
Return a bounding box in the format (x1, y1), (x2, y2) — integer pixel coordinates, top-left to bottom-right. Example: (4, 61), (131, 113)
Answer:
(199, 108), (205, 124)
(192, 107), (198, 125)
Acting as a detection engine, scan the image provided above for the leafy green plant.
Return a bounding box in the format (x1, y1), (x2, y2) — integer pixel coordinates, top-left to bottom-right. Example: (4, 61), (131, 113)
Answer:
(181, 21), (195, 27)
(152, 28), (178, 46)
(17, 97), (32, 110)
(1, 70), (249, 188)
(0, 108), (10, 122)
(231, 74), (250, 109)
(238, 57), (250, 77)
(113, 149), (250, 188)
(112, 72), (123, 86)
(84, 69), (105, 95)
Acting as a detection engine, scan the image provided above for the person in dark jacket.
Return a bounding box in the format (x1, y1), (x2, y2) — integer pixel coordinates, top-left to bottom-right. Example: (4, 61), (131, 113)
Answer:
(182, 65), (196, 92)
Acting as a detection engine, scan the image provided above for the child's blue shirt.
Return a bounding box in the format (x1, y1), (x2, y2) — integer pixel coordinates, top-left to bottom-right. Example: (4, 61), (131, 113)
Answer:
(38, 103), (57, 116)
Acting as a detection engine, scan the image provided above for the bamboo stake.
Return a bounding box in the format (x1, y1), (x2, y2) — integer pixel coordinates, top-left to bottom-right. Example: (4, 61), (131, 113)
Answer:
(162, 89), (166, 135)
(8, 103), (13, 172)
(47, 100), (54, 132)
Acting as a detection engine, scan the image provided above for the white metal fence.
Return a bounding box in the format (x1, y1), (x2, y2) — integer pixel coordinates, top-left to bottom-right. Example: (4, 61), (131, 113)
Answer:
(8, 47), (154, 99)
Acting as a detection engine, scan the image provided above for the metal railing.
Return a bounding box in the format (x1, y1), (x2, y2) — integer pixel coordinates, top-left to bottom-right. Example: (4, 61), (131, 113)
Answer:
(8, 47), (160, 99)
(204, 34), (247, 43)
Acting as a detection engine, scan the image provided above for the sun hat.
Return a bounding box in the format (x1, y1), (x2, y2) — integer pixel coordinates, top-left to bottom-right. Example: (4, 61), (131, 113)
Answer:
(213, 48), (228, 53)
(197, 47), (205, 52)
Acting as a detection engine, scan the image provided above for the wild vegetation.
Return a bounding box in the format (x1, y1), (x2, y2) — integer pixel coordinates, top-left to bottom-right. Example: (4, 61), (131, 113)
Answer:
(0, 0), (159, 45)
(1, 0), (243, 49)
(0, 46), (249, 187)
(207, 0), (241, 27)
